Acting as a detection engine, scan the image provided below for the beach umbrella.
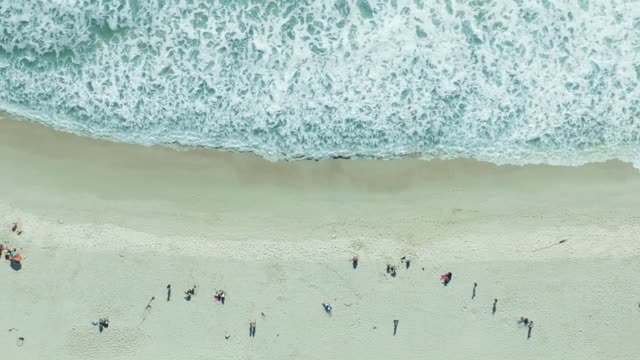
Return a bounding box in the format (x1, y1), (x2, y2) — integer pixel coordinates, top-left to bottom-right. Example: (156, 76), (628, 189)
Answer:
(10, 259), (21, 271)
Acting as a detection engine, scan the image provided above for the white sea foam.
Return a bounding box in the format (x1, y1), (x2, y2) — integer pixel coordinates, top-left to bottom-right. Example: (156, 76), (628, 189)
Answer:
(0, 0), (639, 164)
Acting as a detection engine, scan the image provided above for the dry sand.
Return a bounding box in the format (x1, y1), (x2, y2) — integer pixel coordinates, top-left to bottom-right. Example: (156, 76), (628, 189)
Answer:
(1, 113), (640, 360)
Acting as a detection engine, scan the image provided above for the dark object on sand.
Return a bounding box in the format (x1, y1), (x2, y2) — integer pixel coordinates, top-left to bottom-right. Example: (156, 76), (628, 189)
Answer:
(352, 256), (359, 269)
(16, 337), (24, 346)
(184, 286), (196, 301)
(100, 319), (109, 333)
(386, 265), (397, 277)
(472, 282), (477, 299)
(492, 299), (498, 315)
(94, 318), (109, 333)
(533, 239), (568, 252)
(166, 284), (171, 302)
(11, 223), (23, 235)
(527, 321), (534, 339)
(10, 260), (21, 271)
(393, 320), (399, 336)
(140, 297), (155, 325)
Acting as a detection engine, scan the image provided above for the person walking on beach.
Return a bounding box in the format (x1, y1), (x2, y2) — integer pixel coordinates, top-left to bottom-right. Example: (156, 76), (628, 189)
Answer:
(249, 320), (256, 337)
(472, 282), (477, 299)
(527, 321), (534, 339)
(492, 298), (498, 315)
(166, 284), (171, 302)
(351, 256), (359, 269)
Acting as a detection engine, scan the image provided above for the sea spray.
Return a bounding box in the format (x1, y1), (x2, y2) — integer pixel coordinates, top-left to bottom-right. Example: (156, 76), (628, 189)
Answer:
(0, 0), (639, 165)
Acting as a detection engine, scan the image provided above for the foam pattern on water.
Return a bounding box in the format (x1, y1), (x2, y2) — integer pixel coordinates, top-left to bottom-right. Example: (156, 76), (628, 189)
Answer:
(1, 0), (639, 163)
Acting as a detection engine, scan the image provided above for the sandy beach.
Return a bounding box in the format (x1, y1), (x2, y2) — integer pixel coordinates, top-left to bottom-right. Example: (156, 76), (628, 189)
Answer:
(1, 113), (640, 360)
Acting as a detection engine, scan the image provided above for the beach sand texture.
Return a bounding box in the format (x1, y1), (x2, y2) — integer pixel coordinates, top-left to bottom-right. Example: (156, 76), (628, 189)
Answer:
(1, 114), (640, 360)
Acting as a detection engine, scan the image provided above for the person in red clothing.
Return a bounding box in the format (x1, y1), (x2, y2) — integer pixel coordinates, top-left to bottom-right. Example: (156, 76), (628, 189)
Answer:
(440, 272), (452, 286)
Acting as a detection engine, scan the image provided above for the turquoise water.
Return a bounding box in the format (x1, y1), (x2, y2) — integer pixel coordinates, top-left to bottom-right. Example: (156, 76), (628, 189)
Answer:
(1, 0), (639, 164)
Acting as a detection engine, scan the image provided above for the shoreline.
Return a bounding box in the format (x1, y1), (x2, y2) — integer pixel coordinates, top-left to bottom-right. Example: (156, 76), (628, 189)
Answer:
(2, 109), (638, 167)
(1, 113), (640, 359)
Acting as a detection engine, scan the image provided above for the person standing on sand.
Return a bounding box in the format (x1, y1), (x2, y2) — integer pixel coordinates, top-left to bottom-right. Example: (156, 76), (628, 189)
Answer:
(492, 298), (498, 315)
(351, 256), (359, 269)
(472, 282), (477, 299)
(527, 321), (534, 339)
(249, 320), (256, 337)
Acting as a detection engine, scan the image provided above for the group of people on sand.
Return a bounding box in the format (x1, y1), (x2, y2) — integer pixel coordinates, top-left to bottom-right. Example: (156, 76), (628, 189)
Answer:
(355, 255), (535, 339)
(92, 318), (109, 333)
(84, 250), (532, 340)
(0, 244), (17, 261)
(385, 256), (413, 278)
(214, 289), (227, 304)
(518, 317), (535, 338)
(2, 223), (24, 270)
(183, 285), (227, 304)
(184, 285), (197, 301)
(11, 222), (23, 236)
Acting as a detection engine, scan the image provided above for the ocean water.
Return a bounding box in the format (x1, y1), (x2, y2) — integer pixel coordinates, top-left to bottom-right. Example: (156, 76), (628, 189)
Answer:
(1, 0), (639, 164)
